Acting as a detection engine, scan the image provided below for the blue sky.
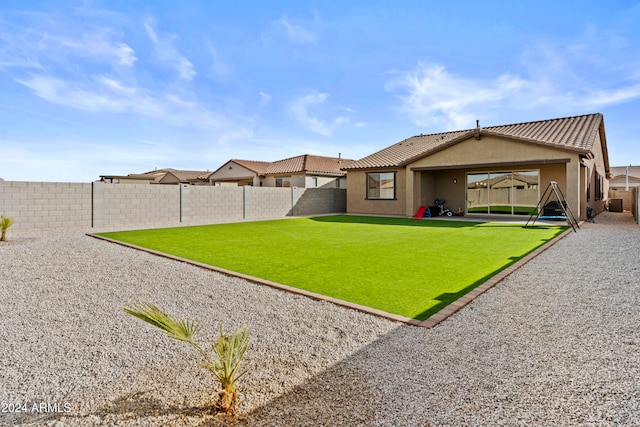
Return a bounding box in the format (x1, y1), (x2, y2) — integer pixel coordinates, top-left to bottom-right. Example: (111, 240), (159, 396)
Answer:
(1, 1), (640, 182)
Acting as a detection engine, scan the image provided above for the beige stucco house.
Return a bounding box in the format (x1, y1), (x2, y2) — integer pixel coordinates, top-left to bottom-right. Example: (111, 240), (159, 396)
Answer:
(209, 154), (354, 188)
(609, 166), (640, 190)
(207, 160), (271, 186)
(99, 168), (211, 185)
(344, 113), (610, 221)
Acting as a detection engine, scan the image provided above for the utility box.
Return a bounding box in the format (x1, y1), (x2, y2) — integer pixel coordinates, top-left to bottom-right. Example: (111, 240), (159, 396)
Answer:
(609, 198), (623, 212)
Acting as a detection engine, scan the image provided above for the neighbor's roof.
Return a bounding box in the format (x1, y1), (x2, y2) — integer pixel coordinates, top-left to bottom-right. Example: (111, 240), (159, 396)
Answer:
(232, 160), (272, 175)
(163, 170), (210, 182)
(345, 113), (606, 170)
(264, 154), (354, 176)
(610, 165), (640, 179)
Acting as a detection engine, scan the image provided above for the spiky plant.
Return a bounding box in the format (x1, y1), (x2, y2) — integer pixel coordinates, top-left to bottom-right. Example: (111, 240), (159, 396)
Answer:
(1, 215), (15, 242)
(209, 324), (250, 413)
(122, 302), (249, 415)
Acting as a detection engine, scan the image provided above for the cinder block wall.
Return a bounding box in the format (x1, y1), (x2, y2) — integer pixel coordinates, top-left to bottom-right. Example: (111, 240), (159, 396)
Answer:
(291, 188), (346, 216)
(182, 185), (243, 224)
(244, 187), (292, 220)
(0, 181), (92, 230)
(94, 183), (180, 227)
(0, 182), (348, 231)
(608, 189), (633, 211)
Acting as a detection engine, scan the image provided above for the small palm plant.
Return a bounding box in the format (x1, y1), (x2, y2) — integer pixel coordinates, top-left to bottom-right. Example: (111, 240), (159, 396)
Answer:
(1, 215), (15, 242)
(122, 302), (249, 415)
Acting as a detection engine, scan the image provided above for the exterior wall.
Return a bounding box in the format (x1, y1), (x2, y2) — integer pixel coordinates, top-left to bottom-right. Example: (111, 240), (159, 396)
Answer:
(0, 181), (92, 230)
(304, 175), (343, 189)
(181, 185), (244, 224)
(580, 129), (609, 218)
(609, 176), (640, 190)
(291, 188), (346, 215)
(633, 187), (639, 224)
(0, 182), (346, 231)
(346, 168), (407, 216)
(94, 183), (180, 227)
(244, 187), (292, 219)
(406, 136), (581, 217)
(415, 163), (567, 217)
(608, 189), (633, 212)
(210, 161), (259, 185)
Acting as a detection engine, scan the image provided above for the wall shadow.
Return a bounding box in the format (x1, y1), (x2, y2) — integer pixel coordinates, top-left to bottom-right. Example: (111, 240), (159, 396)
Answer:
(310, 214), (482, 229)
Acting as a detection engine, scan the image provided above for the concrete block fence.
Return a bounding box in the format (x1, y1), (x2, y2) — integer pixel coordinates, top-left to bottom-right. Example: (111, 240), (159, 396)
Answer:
(0, 181), (347, 231)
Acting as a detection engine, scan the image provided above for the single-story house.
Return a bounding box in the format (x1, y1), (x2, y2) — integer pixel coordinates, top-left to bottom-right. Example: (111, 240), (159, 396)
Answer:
(206, 160), (271, 186)
(99, 168), (211, 185)
(209, 154), (354, 188)
(343, 113), (610, 221)
(609, 165), (640, 190)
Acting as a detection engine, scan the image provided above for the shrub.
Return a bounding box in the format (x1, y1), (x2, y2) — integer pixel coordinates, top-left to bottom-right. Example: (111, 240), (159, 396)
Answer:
(122, 302), (249, 415)
(1, 215), (15, 242)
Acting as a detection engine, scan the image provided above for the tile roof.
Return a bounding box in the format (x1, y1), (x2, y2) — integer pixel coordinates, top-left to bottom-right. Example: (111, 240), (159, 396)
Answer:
(264, 154), (354, 176)
(345, 113), (605, 170)
(610, 165), (640, 179)
(164, 170), (210, 181)
(230, 160), (272, 175)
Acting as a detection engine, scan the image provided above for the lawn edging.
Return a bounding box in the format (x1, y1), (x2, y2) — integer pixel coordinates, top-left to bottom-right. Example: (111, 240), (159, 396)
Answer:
(418, 225), (576, 328)
(88, 233), (423, 326)
(88, 224), (574, 329)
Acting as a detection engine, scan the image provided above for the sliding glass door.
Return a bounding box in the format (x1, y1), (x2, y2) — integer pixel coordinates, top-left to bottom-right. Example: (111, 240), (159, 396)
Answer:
(466, 170), (539, 215)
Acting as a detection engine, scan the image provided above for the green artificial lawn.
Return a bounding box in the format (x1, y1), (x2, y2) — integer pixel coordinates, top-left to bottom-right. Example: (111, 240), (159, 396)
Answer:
(98, 215), (567, 320)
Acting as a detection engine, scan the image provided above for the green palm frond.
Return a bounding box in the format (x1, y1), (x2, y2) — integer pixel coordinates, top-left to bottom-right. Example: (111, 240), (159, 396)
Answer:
(122, 302), (200, 344)
(211, 324), (250, 390)
(1, 215), (14, 232)
(122, 302), (250, 414)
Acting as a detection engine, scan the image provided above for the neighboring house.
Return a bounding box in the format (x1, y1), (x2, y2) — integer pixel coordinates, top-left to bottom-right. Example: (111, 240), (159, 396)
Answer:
(99, 168), (211, 185)
(207, 160), (271, 186)
(609, 165), (640, 190)
(209, 154), (354, 188)
(343, 113), (610, 220)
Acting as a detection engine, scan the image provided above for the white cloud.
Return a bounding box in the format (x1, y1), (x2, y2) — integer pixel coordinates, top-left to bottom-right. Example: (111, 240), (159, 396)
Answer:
(386, 63), (526, 129)
(289, 89), (350, 136)
(290, 90), (331, 136)
(143, 18), (195, 81)
(277, 14), (318, 45)
(14, 73), (235, 130)
(0, 16), (136, 70)
(205, 41), (232, 79)
(387, 55), (640, 130)
(259, 92), (272, 107)
(583, 85), (640, 107)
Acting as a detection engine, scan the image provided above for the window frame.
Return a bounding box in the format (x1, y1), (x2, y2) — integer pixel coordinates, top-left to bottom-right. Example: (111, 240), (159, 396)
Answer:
(366, 171), (396, 200)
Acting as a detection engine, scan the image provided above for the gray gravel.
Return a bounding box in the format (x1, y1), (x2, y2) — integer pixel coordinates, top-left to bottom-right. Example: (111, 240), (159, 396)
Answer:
(1, 212), (638, 426)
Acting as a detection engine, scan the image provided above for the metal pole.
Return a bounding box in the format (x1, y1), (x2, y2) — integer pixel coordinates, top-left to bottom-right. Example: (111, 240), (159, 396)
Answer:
(626, 165), (630, 191)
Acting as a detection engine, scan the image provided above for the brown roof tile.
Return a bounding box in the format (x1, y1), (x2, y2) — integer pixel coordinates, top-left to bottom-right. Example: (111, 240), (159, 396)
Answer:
(231, 160), (272, 175)
(610, 165), (640, 179)
(345, 113), (604, 170)
(265, 154), (354, 176)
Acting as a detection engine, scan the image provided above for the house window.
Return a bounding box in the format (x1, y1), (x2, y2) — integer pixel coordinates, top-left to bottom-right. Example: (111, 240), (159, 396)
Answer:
(467, 170), (539, 215)
(276, 178), (291, 187)
(335, 178), (340, 188)
(367, 172), (395, 199)
(312, 177), (318, 188)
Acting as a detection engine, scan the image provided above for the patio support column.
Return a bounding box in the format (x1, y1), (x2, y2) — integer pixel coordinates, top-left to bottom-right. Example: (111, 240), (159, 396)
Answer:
(565, 159), (581, 220)
(405, 168), (415, 217)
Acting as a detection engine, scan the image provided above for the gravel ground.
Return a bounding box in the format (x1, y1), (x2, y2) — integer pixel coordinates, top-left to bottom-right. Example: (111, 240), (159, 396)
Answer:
(1, 212), (638, 426)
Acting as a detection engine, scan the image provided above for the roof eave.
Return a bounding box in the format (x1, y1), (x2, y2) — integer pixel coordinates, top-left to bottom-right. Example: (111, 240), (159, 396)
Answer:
(398, 130), (476, 167)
